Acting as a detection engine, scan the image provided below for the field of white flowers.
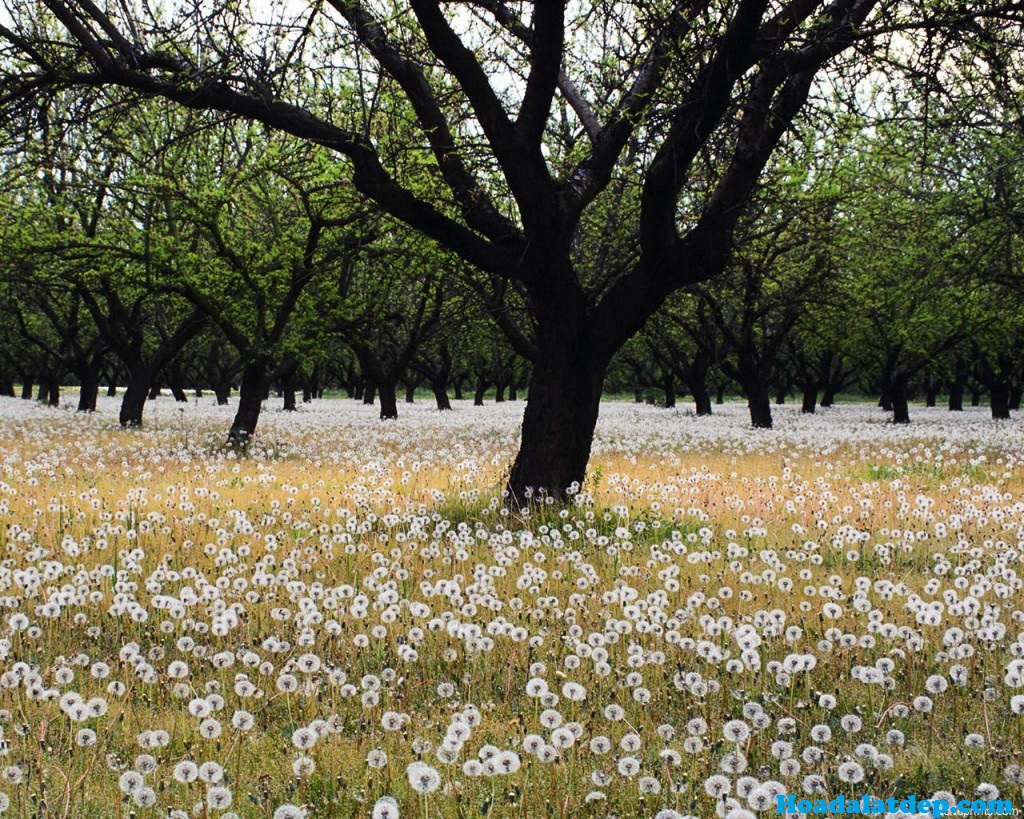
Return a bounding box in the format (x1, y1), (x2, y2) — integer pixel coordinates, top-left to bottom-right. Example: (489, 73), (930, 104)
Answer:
(0, 395), (1022, 819)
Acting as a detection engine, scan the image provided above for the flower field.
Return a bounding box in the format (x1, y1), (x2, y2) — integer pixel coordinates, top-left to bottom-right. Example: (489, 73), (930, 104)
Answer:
(0, 396), (1022, 819)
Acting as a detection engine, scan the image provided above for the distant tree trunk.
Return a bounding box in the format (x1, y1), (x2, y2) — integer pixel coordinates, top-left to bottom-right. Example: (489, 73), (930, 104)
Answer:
(774, 384), (787, 405)
(120, 366), (153, 426)
(452, 375), (465, 401)
(432, 378), (452, 411)
(36, 379), (50, 405)
(663, 374), (676, 409)
(363, 384), (376, 405)
(800, 382), (817, 414)
(891, 377), (910, 424)
(495, 381), (506, 402)
(1009, 384), (1022, 412)
(947, 380), (964, 411)
(739, 359), (772, 429)
(970, 386), (982, 407)
(878, 387), (892, 412)
(106, 376), (118, 397)
(20, 379), (33, 400)
(405, 381), (417, 403)
(194, 387), (203, 398)
(148, 382), (161, 399)
(820, 385), (836, 407)
(214, 382), (231, 406)
(473, 377), (488, 406)
(508, 380), (518, 401)
(633, 387), (643, 403)
(353, 381), (364, 401)
(378, 381), (398, 420)
(229, 361), (266, 441)
(171, 384), (188, 402)
(0, 378), (13, 397)
(991, 382), (1011, 420)
(282, 369), (297, 411)
(747, 384), (773, 428)
(77, 369), (99, 413)
(924, 379), (938, 408)
(716, 385), (725, 405)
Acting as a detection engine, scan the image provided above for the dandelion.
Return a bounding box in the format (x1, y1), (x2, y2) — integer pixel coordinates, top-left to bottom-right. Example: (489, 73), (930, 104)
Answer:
(406, 762), (441, 793)
(372, 796), (399, 819)
(174, 760), (199, 783)
(837, 761), (864, 784)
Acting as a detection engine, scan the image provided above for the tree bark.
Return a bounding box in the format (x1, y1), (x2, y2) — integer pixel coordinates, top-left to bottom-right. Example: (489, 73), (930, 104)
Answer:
(1010, 385), (1022, 412)
(20, 379), (33, 400)
(507, 334), (605, 502)
(378, 381), (398, 420)
(991, 382), (1011, 420)
(747, 382), (773, 429)
(432, 378), (452, 411)
(947, 379), (964, 411)
(229, 360), (266, 441)
(404, 381), (416, 403)
(148, 382), (162, 400)
(119, 366), (153, 426)
(891, 377), (910, 424)
(473, 377), (488, 406)
(970, 387), (982, 407)
(362, 384), (376, 405)
(282, 369), (297, 411)
(663, 374), (675, 409)
(77, 369), (99, 413)
(800, 383), (817, 414)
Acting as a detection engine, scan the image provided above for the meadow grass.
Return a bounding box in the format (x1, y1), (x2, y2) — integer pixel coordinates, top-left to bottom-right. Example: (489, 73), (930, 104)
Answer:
(0, 397), (1021, 818)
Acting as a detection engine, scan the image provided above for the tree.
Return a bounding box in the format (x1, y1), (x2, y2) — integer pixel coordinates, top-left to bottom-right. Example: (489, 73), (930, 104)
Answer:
(3, 1), (1023, 497)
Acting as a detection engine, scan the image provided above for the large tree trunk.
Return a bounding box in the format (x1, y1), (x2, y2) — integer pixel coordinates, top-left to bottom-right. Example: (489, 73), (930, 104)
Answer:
(432, 378), (452, 411)
(507, 336), (605, 502)
(891, 377), (910, 424)
(119, 366), (153, 426)
(282, 372), (297, 411)
(214, 382), (231, 406)
(473, 377), (488, 406)
(991, 382), (1011, 420)
(800, 382), (817, 414)
(947, 379), (964, 411)
(747, 382), (773, 429)
(378, 381), (398, 420)
(229, 361), (266, 441)
(77, 368), (99, 413)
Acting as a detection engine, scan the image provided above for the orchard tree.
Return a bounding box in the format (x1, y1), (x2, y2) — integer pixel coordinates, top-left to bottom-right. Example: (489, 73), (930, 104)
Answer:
(3, 1), (1023, 498)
